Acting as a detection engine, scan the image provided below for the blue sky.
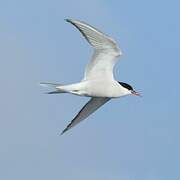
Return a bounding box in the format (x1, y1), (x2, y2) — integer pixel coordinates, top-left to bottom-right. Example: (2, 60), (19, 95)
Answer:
(0, 0), (180, 179)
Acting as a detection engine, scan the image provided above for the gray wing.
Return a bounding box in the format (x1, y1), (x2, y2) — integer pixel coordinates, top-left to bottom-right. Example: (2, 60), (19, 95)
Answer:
(66, 19), (122, 80)
(61, 97), (110, 135)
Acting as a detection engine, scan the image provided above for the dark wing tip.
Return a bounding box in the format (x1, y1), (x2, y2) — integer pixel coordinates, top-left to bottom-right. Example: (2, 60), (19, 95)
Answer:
(60, 128), (68, 135)
(64, 19), (92, 45)
(65, 19), (77, 28)
(60, 119), (74, 135)
(65, 19), (72, 23)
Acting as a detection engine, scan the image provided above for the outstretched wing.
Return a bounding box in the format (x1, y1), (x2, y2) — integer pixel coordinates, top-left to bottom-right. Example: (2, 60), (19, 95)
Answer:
(66, 19), (122, 80)
(61, 97), (110, 135)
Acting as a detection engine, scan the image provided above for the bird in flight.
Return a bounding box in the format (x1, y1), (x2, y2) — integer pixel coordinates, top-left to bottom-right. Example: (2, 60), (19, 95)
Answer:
(40, 19), (141, 135)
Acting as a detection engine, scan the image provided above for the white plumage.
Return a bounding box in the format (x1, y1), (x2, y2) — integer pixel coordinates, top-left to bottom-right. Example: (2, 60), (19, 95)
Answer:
(40, 19), (140, 134)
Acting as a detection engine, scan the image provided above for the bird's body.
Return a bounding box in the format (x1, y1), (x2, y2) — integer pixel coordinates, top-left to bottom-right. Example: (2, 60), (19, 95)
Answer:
(55, 80), (130, 98)
(40, 19), (140, 134)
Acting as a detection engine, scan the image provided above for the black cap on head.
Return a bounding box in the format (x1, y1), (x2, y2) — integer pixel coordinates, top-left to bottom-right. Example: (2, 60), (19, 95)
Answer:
(118, 82), (133, 91)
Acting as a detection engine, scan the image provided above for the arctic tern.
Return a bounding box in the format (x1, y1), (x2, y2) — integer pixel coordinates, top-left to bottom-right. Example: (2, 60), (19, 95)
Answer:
(40, 19), (140, 135)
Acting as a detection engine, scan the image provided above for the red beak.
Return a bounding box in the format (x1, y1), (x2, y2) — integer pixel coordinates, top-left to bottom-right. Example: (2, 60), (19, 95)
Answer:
(131, 90), (141, 97)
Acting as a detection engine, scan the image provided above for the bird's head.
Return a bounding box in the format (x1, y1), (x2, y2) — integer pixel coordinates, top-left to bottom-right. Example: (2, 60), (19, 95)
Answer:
(118, 82), (141, 97)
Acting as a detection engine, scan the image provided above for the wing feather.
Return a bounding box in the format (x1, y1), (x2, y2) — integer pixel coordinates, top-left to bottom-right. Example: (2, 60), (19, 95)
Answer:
(61, 97), (110, 135)
(66, 19), (119, 50)
(66, 19), (122, 80)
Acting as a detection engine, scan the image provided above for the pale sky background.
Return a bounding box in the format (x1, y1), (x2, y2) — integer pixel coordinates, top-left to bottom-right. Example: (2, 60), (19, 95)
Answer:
(0, 0), (180, 180)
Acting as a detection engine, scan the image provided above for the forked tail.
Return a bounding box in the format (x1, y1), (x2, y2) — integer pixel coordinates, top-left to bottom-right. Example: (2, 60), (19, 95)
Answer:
(40, 82), (65, 94)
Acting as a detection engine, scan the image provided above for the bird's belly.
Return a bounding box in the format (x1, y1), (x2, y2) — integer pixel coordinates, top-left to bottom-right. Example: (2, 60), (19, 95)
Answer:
(84, 81), (121, 98)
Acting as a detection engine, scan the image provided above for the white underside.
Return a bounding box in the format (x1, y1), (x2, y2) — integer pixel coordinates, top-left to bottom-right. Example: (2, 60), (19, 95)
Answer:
(41, 19), (132, 134)
(56, 80), (131, 98)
